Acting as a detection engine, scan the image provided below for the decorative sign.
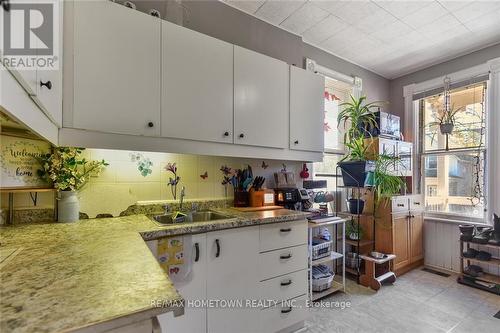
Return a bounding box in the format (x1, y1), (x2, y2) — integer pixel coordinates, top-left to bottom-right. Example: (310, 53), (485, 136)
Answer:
(0, 135), (52, 189)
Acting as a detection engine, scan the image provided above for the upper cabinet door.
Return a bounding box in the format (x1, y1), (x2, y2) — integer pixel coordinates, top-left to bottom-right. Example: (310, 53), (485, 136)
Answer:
(234, 46), (288, 149)
(289, 66), (324, 152)
(161, 21), (233, 143)
(72, 0), (160, 136)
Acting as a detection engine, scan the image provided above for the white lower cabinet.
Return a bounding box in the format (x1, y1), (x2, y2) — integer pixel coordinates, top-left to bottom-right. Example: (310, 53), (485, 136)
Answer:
(157, 220), (308, 333)
(259, 295), (309, 333)
(206, 226), (260, 333)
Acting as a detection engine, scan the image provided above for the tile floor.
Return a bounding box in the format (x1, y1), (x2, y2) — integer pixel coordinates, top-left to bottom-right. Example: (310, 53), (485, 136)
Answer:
(307, 267), (500, 333)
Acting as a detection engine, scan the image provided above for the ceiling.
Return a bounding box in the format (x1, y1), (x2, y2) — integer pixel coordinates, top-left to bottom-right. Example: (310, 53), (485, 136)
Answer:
(221, 0), (500, 79)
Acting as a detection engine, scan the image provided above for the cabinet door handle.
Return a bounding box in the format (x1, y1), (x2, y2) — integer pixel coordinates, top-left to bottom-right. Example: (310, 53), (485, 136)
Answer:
(40, 80), (52, 90)
(148, 122), (154, 128)
(194, 242), (200, 262)
(294, 140), (299, 145)
(239, 133), (244, 138)
(413, 202), (420, 205)
(279, 228), (292, 233)
(397, 203), (405, 207)
(280, 279), (292, 286)
(224, 131), (230, 137)
(280, 253), (292, 260)
(215, 239), (220, 258)
(281, 307), (292, 314)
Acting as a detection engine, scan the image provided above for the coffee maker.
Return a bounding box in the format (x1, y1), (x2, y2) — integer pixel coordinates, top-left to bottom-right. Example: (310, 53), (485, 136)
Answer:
(274, 188), (310, 210)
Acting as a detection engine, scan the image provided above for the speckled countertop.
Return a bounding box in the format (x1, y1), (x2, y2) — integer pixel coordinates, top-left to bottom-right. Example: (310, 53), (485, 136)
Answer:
(0, 208), (309, 333)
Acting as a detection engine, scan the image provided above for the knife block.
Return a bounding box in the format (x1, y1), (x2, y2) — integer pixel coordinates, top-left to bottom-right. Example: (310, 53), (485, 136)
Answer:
(234, 190), (249, 207)
(249, 189), (264, 207)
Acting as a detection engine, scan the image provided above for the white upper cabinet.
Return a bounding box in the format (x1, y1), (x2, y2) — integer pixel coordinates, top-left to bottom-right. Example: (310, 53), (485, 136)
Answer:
(161, 21), (233, 143)
(289, 66), (324, 152)
(234, 46), (288, 149)
(72, 0), (160, 136)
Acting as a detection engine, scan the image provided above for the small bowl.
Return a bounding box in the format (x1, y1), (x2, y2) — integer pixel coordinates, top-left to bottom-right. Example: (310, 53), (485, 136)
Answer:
(370, 251), (385, 259)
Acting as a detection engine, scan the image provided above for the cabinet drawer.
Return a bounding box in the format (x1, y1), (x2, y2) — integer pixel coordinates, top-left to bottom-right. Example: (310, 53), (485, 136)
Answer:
(260, 220), (307, 252)
(259, 269), (307, 303)
(409, 195), (424, 211)
(391, 196), (408, 213)
(260, 244), (308, 281)
(259, 295), (308, 333)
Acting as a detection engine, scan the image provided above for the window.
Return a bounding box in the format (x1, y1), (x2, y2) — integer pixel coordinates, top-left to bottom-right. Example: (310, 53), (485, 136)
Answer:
(418, 82), (487, 219)
(323, 77), (353, 153)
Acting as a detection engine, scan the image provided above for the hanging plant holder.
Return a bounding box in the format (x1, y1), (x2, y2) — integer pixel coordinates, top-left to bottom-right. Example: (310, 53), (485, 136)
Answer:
(439, 122), (454, 135)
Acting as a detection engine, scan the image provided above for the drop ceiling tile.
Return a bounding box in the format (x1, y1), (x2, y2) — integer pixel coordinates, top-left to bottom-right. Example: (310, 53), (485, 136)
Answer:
(403, 1), (449, 29)
(309, 0), (350, 14)
(437, 0), (469, 12)
(464, 10), (500, 32)
(254, 0), (306, 25)
(451, 1), (500, 23)
(416, 14), (463, 38)
(374, 0), (433, 20)
(223, 0), (265, 14)
(355, 7), (398, 34)
(370, 20), (413, 43)
(302, 14), (348, 44)
(280, 2), (329, 34)
(331, 1), (381, 24)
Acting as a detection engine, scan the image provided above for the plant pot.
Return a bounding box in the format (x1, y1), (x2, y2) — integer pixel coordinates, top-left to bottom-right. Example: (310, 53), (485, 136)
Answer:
(347, 198), (365, 214)
(58, 191), (80, 222)
(349, 232), (361, 241)
(338, 160), (375, 187)
(440, 123), (454, 135)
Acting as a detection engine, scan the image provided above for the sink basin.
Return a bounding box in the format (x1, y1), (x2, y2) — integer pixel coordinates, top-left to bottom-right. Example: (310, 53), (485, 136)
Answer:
(151, 210), (233, 225)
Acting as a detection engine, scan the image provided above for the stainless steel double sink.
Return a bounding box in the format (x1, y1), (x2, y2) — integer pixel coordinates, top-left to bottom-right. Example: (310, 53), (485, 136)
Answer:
(150, 210), (234, 226)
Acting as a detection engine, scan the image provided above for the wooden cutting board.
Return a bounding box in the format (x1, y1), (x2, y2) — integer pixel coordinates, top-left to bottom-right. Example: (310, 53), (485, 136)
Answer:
(233, 206), (284, 212)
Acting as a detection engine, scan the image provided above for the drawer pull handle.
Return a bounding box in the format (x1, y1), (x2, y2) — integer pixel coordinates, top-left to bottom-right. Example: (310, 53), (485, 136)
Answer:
(280, 253), (292, 260)
(281, 307), (292, 314)
(194, 242), (200, 262)
(413, 202), (420, 205)
(279, 228), (292, 233)
(280, 279), (292, 286)
(215, 239), (220, 258)
(397, 203), (405, 207)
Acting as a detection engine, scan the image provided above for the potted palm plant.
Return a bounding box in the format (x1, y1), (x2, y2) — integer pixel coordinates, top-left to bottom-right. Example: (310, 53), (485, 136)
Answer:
(38, 147), (108, 222)
(337, 95), (384, 187)
(373, 154), (405, 209)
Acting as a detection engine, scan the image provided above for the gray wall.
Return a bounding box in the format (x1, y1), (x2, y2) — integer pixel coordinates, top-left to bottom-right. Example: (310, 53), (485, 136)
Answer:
(389, 43), (500, 130)
(131, 0), (390, 102)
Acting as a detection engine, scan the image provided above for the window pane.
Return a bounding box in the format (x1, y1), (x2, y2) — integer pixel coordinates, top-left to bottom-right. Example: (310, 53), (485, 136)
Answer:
(422, 83), (486, 151)
(312, 154), (342, 193)
(424, 152), (485, 218)
(324, 77), (353, 151)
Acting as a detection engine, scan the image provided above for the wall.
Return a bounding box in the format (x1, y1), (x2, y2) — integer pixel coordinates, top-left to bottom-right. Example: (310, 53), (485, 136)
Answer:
(130, 0), (390, 103)
(389, 42), (500, 129)
(0, 149), (302, 218)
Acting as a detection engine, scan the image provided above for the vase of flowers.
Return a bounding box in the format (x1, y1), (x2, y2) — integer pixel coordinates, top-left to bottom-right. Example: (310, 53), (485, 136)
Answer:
(38, 147), (108, 222)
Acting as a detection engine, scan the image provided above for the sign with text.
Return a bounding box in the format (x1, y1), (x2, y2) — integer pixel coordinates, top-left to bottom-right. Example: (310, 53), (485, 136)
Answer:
(0, 135), (51, 189)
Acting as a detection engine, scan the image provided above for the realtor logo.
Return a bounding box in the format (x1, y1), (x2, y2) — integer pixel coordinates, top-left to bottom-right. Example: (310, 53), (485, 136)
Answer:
(1, 0), (59, 70)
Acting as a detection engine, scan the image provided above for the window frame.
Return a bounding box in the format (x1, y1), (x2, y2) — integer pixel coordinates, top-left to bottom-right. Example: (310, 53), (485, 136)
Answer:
(404, 60), (500, 224)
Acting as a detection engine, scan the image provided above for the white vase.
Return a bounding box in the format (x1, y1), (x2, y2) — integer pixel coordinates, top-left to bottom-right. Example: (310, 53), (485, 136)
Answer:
(58, 191), (80, 222)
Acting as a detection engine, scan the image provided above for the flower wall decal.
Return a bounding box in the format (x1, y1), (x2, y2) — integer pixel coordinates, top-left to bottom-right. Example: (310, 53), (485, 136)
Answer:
(165, 162), (181, 200)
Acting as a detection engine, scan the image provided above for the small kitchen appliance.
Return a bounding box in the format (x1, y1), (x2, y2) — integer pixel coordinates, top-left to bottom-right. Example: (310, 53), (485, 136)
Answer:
(274, 188), (309, 210)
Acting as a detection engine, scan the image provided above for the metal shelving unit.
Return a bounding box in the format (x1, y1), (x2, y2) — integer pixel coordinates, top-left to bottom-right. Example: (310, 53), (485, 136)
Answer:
(335, 165), (376, 284)
(308, 217), (347, 301)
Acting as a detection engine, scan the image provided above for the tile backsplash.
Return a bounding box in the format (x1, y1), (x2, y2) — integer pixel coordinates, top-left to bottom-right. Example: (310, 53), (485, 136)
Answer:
(1, 149), (304, 218)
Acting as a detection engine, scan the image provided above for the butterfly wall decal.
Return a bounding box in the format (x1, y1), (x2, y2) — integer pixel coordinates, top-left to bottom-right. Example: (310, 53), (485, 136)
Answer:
(200, 171), (208, 180)
(261, 161), (268, 169)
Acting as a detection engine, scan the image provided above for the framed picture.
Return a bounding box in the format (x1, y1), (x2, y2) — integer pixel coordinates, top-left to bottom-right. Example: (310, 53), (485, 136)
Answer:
(0, 135), (52, 189)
